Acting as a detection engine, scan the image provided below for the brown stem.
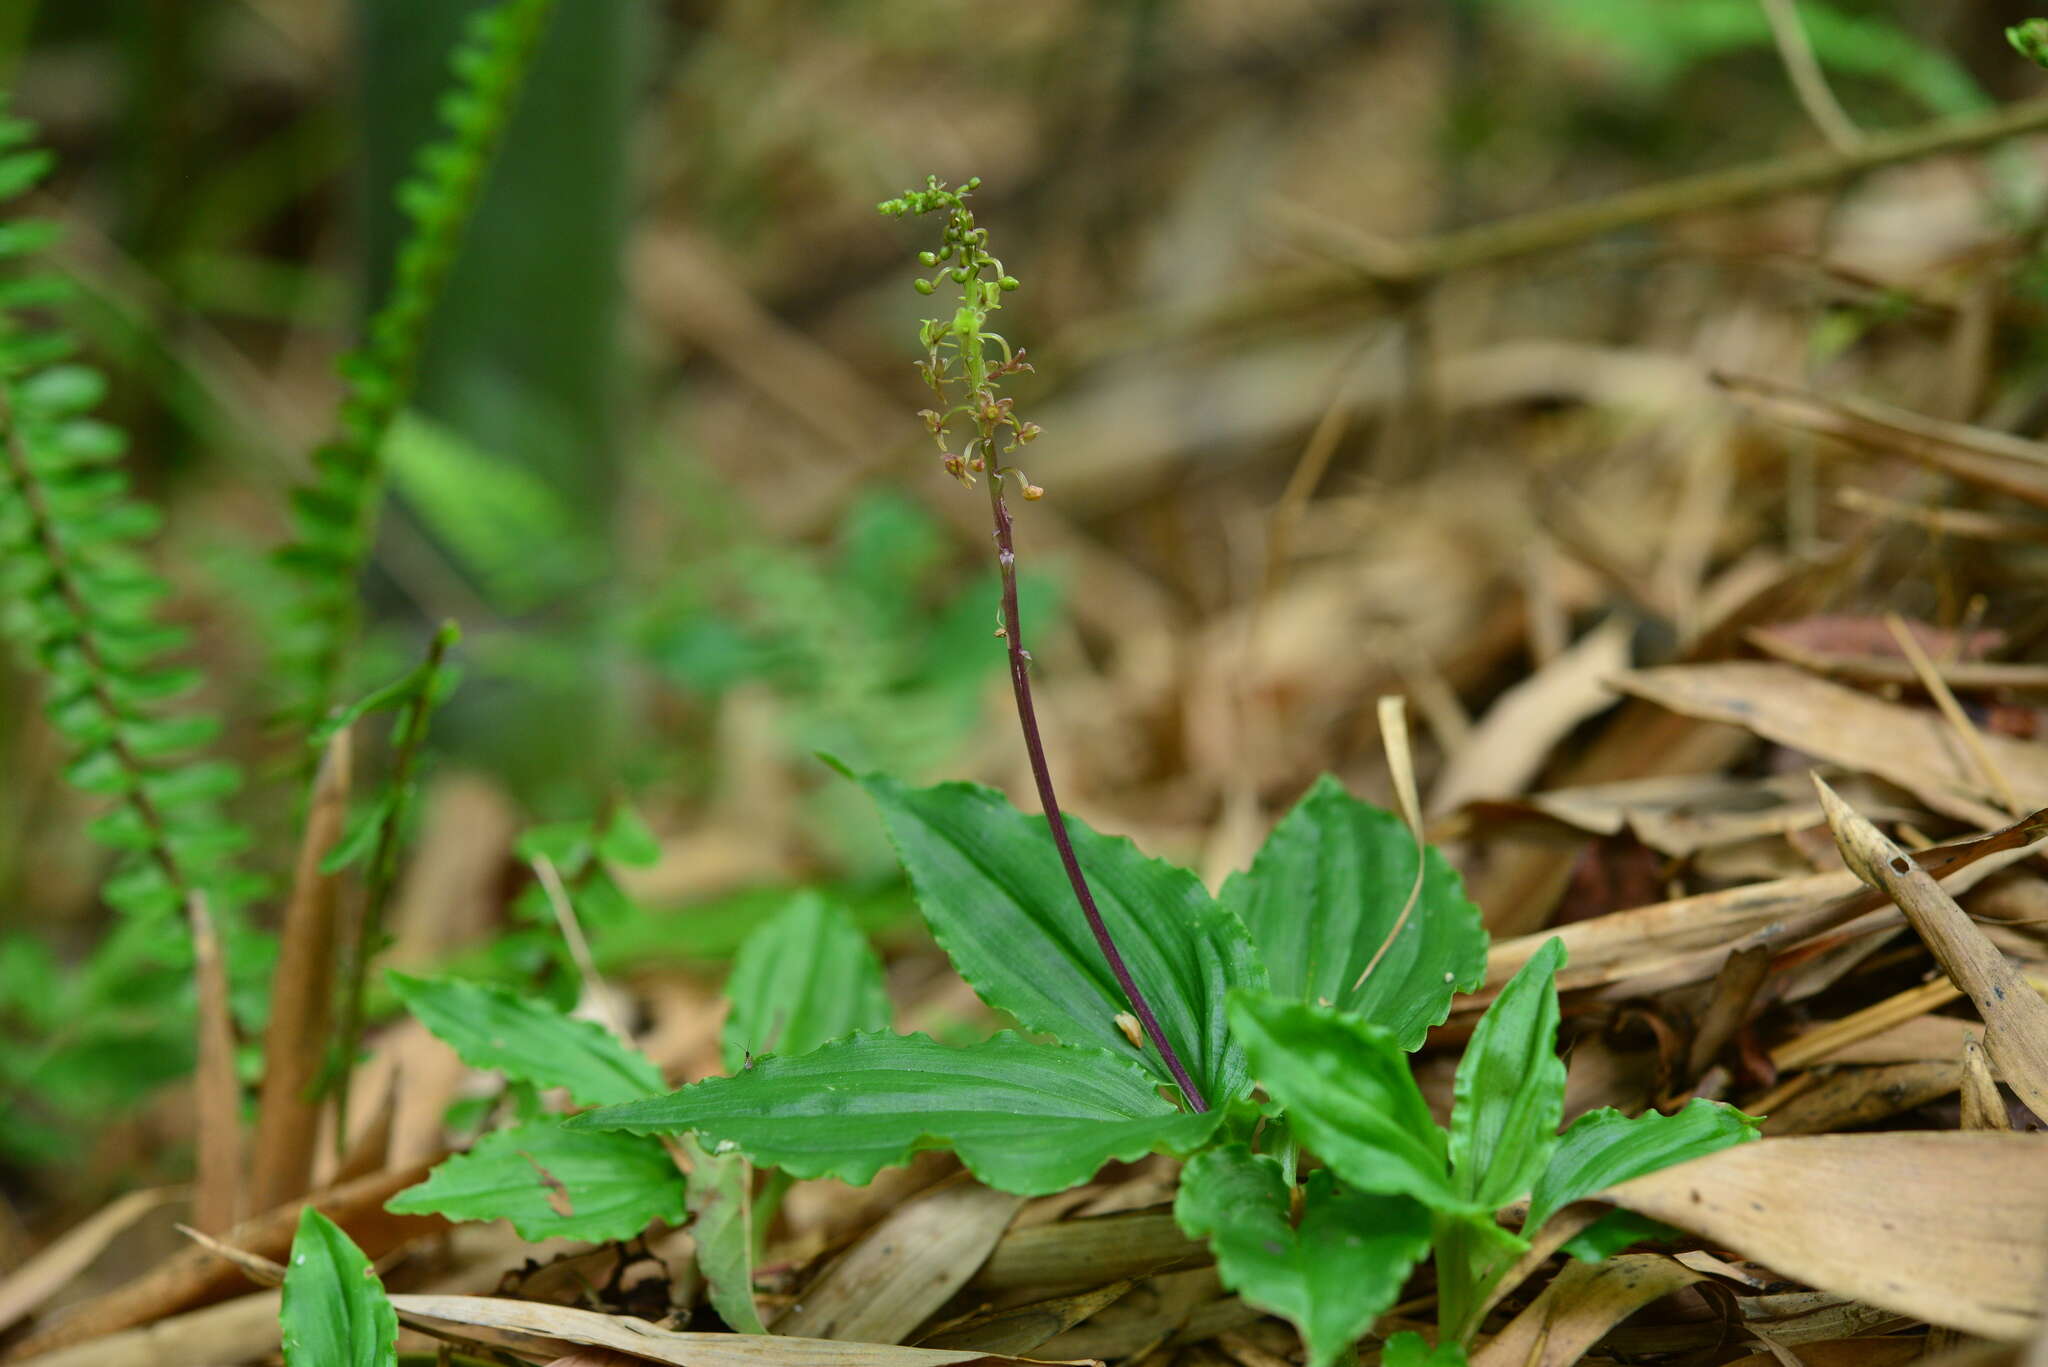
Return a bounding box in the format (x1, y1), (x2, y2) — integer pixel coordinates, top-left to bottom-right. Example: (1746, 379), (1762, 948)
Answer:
(985, 472), (1209, 1113)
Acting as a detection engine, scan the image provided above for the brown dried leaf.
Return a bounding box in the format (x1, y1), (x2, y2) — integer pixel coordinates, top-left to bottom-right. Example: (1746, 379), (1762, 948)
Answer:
(1962, 1035), (2012, 1132)
(0, 1187), (183, 1336)
(919, 1280), (1136, 1355)
(1615, 662), (2048, 826)
(1760, 1059), (1961, 1135)
(1470, 1253), (1703, 1367)
(387, 1294), (1089, 1366)
(777, 1182), (1024, 1344)
(13, 1289), (283, 1367)
(1602, 1133), (2048, 1338)
(1815, 777), (2048, 1119)
(5, 1158), (444, 1360)
(970, 1211), (1209, 1293)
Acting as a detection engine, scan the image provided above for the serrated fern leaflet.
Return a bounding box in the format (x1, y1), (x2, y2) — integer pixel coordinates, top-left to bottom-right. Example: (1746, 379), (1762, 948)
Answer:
(273, 0), (555, 732)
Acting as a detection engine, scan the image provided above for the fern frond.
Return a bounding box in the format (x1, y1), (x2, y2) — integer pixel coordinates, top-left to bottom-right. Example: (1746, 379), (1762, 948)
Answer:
(274, 0), (557, 731)
(0, 108), (253, 927)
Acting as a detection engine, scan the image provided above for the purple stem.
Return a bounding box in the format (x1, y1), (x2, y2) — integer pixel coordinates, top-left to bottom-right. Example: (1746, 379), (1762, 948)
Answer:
(986, 480), (1210, 1113)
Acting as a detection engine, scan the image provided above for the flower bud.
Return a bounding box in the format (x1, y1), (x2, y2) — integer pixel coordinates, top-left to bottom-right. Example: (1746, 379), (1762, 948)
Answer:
(914, 278), (936, 295)
(918, 250), (937, 266)
(1022, 483), (1045, 500)
(999, 275), (1019, 291)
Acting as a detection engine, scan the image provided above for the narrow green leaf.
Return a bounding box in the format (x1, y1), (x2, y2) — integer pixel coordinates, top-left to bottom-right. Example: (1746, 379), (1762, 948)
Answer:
(1175, 1145), (1430, 1367)
(386, 1119), (684, 1243)
(570, 1031), (1221, 1196)
(863, 773), (1264, 1103)
(1526, 1098), (1763, 1235)
(389, 972), (664, 1106)
(1226, 991), (1458, 1211)
(279, 1207), (397, 1367)
(597, 801), (661, 868)
(320, 796), (394, 875)
(722, 893), (890, 1071)
(1221, 776), (1485, 1047)
(679, 1135), (768, 1334)
(1381, 1330), (1468, 1365)
(1448, 938), (1567, 1210)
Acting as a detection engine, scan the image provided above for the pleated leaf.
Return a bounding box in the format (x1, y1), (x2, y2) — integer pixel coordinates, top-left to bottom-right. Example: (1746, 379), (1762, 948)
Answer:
(1221, 775), (1485, 1048)
(570, 1030), (1221, 1196)
(862, 772), (1264, 1105)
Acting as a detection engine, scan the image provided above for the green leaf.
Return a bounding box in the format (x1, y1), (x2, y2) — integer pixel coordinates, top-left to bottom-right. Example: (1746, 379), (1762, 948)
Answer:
(389, 972), (664, 1106)
(1448, 938), (1566, 1210)
(722, 893), (890, 1071)
(279, 1207), (398, 1367)
(679, 1135), (768, 1334)
(598, 801), (661, 868)
(1221, 776), (1485, 1048)
(1558, 1210), (1675, 1263)
(862, 773), (1264, 1104)
(1381, 1330), (1468, 1365)
(1526, 1098), (1763, 1235)
(569, 1030), (1221, 1196)
(1175, 1145), (1430, 1367)
(1227, 992), (1456, 1211)
(386, 1119), (684, 1242)
(320, 796), (393, 875)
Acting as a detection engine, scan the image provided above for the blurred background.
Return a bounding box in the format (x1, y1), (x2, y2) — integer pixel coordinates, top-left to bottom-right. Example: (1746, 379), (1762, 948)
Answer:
(7, 0), (2048, 1205)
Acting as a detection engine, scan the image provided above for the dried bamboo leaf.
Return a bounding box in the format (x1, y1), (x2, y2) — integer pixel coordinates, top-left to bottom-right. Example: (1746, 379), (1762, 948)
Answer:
(775, 1182), (1024, 1344)
(1962, 1036), (2012, 1132)
(387, 1294), (1087, 1366)
(1470, 1253), (1703, 1367)
(5, 1159), (444, 1360)
(1816, 778), (2048, 1118)
(919, 1280), (1136, 1354)
(0, 1187), (183, 1336)
(1616, 663), (2048, 826)
(1760, 1060), (1961, 1135)
(1602, 1133), (2048, 1338)
(970, 1211), (1209, 1292)
(12, 1290), (283, 1367)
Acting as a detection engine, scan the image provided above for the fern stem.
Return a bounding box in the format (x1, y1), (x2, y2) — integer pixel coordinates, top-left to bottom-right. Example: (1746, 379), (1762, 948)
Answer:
(331, 620), (457, 1145)
(0, 381), (188, 898)
(984, 474), (1209, 1113)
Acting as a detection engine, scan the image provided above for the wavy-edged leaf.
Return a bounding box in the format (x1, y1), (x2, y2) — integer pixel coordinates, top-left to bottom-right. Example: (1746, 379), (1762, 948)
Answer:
(1448, 937), (1566, 1210)
(386, 1119), (684, 1243)
(1175, 1144), (1430, 1367)
(723, 893), (890, 1071)
(1222, 776), (1485, 1047)
(389, 972), (663, 1106)
(862, 772), (1263, 1104)
(1527, 1098), (1762, 1236)
(1227, 991), (1456, 1210)
(570, 1030), (1220, 1196)
(279, 1207), (397, 1367)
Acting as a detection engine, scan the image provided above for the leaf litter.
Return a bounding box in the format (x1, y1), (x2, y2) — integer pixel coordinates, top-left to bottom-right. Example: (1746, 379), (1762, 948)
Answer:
(14, 13), (2048, 1367)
